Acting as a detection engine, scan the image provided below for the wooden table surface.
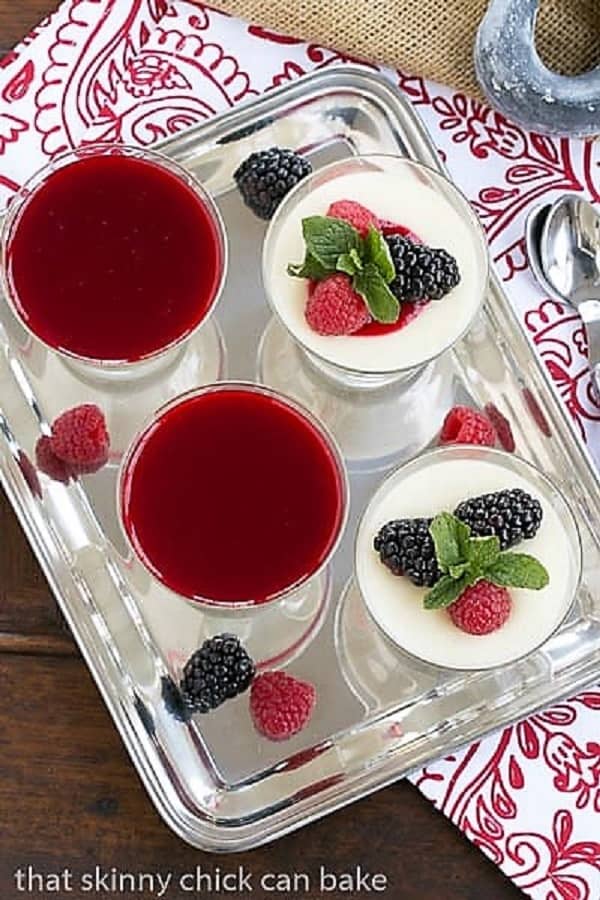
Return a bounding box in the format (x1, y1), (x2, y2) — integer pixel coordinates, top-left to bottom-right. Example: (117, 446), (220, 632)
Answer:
(0, 3), (521, 897)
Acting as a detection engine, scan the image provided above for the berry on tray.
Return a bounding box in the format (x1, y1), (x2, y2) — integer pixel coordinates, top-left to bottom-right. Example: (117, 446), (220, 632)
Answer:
(440, 405), (497, 447)
(35, 435), (74, 484)
(18, 450), (42, 498)
(484, 403), (516, 453)
(453, 488), (543, 550)
(327, 199), (379, 237)
(305, 274), (371, 335)
(234, 147), (312, 220)
(373, 518), (441, 587)
(250, 670), (316, 741)
(448, 580), (512, 635)
(50, 403), (109, 473)
(180, 634), (255, 714)
(161, 675), (191, 723)
(385, 234), (460, 303)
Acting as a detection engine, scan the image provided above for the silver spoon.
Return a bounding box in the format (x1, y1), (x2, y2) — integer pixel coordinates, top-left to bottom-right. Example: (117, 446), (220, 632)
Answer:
(525, 204), (566, 302)
(540, 194), (600, 396)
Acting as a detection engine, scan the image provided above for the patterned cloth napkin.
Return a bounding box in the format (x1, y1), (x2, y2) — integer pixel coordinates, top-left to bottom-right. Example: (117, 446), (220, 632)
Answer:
(1, 3), (599, 897)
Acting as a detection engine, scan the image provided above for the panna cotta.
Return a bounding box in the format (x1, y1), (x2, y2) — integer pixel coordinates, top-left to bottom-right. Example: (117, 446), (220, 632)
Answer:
(262, 155), (488, 374)
(356, 446), (581, 669)
(119, 383), (347, 606)
(2, 146), (226, 364)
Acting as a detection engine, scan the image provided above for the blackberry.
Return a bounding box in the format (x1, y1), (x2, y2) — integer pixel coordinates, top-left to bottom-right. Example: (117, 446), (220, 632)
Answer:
(374, 518), (442, 587)
(161, 675), (191, 723)
(180, 634), (255, 714)
(385, 234), (460, 303)
(234, 147), (312, 220)
(454, 488), (543, 550)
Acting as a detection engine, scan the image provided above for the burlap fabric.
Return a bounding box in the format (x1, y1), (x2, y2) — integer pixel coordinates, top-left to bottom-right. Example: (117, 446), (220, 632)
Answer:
(210, 0), (600, 99)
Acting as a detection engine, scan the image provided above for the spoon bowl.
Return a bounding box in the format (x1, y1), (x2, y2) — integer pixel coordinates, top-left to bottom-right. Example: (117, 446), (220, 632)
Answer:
(525, 204), (564, 302)
(537, 194), (600, 398)
(541, 195), (600, 307)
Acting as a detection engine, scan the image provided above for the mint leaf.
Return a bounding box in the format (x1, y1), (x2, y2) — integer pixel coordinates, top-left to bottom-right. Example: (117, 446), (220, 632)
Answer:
(467, 535), (501, 575)
(302, 216), (360, 270)
(449, 562), (470, 579)
(364, 225), (395, 283)
(353, 263), (399, 323)
(349, 247), (363, 270)
(287, 251), (331, 280)
(424, 573), (473, 610)
(336, 247), (364, 277)
(429, 512), (471, 572)
(336, 253), (357, 277)
(486, 553), (550, 590)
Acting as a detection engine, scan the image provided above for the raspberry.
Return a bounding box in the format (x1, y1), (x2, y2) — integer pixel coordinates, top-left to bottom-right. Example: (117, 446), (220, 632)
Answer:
(18, 450), (42, 498)
(327, 200), (379, 237)
(305, 274), (370, 335)
(484, 403), (516, 452)
(250, 670), (316, 741)
(440, 405), (497, 447)
(448, 580), (512, 635)
(50, 404), (109, 473)
(523, 388), (552, 437)
(35, 435), (75, 484)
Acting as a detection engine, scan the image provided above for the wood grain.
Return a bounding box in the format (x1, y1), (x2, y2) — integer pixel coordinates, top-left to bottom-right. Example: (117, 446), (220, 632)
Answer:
(0, 3), (520, 897)
(0, 0), (60, 57)
(0, 654), (521, 899)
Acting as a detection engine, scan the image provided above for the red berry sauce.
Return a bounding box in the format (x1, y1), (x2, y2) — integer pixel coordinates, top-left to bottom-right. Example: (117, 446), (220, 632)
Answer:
(121, 389), (345, 605)
(6, 154), (223, 361)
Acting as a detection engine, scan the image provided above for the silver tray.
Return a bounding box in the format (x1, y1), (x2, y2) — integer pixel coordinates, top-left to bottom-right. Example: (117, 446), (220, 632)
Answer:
(2, 66), (600, 851)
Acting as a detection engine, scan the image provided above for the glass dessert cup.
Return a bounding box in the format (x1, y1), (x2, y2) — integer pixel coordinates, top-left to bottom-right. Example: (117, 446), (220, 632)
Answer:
(117, 382), (349, 668)
(0, 143), (227, 385)
(258, 155), (489, 470)
(338, 445), (581, 691)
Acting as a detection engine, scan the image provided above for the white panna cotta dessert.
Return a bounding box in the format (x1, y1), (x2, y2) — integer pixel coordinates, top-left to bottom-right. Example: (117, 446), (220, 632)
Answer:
(262, 156), (488, 374)
(356, 446), (581, 669)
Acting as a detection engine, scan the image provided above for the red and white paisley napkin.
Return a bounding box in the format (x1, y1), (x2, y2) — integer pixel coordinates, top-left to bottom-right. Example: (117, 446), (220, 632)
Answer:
(1, 3), (599, 896)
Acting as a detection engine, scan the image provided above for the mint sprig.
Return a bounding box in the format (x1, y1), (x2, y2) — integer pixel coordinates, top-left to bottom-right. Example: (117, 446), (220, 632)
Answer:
(363, 225), (395, 282)
(486, 553), (549, 590)
(287, 251), (330, 281)
(301, 216), (361, 269)
(424, 513), (549, 610)
(287, 216), (400, 324)
(354, 264), (399, 323)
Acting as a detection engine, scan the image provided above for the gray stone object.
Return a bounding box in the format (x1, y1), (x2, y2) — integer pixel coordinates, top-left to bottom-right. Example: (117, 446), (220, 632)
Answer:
(475, 0), (600, 137)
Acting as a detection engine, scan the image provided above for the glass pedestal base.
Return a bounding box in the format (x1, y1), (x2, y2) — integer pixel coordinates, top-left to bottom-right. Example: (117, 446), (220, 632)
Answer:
(17, 317), (226, 459)
(130, 564), (332, 672)
(258, 317), (455, 471)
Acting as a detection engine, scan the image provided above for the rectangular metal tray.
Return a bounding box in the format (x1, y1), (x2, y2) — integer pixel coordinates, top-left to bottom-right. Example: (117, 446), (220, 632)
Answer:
(2, 67), (600, 851)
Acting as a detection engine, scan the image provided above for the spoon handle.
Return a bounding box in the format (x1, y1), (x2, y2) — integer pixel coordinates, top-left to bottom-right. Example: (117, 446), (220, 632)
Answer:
(578, 299), (600, 398)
